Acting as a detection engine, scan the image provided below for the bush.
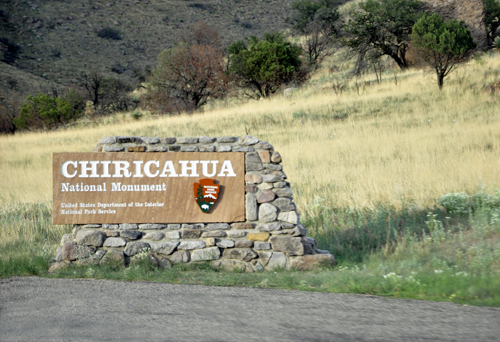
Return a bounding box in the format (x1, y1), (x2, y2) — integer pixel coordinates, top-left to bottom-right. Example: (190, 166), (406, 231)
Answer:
(0, 37), (21, 64)
(437, 193), (470, 215)
(494, 36), (500, 49)
(411, 13), (476, 89)
(97, 27), (122, 40)
(240, 20), (253, 29)
(187, 3), (215, 13)
(437, 191), (500, 216)
(13, 91), (84, 130)
(484, 0), (500, 42)
(227, 32), (305, 98)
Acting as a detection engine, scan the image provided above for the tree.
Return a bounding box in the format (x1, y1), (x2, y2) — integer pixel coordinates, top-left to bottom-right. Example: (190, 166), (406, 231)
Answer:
(100, 78), (134, 113)
(227, 33), (304, 98)
(0, 95), (16, 134)
(411, 13), (476, 89)
(13, 91), (84, 130)
(80, 71), (104, 107)
(343, 0), (424, 70)
(290, 0), (340, 68)
(79, 71), (134, 114)
(484, 0), (500, 43)
(144, 21), (230, 114)
(180, 20), (221, 50)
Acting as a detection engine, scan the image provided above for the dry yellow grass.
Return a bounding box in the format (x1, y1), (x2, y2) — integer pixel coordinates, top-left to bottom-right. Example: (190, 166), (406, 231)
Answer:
(2, 53), (500, 214)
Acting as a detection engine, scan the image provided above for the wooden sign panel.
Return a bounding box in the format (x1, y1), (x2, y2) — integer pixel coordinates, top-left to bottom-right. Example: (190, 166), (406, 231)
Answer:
(52, 152), (245, 224)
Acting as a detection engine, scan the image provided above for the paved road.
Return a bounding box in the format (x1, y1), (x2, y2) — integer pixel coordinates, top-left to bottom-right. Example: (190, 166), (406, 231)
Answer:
(1, 277), (499, 342)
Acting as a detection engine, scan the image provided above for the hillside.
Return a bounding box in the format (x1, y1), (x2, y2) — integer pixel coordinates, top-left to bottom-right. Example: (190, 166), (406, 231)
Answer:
(0, 0), (294, 101)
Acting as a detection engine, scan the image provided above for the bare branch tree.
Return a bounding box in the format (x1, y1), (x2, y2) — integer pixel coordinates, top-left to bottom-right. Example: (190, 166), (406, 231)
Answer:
(144, 21), (231, 114)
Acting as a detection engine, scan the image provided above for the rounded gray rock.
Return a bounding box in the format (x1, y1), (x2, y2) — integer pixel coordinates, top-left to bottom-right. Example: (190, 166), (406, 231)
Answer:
(120, 230), (142, 240)
(124, 241), (150, 257)
(178, 241), (206, 250)
(103, 237), (127, 248)
(240, 135), (260, 145)
(76, 230), (106, 247)
(216, 240), (235, 249)
(150, 241), (179, 255)
(258, 203), (278, 222)
(143, 232), (165, 241)
(191, 247), (221, 261)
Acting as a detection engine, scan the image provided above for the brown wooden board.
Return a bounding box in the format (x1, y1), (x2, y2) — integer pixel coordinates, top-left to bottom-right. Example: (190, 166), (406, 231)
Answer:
(52, 152), (245, 224)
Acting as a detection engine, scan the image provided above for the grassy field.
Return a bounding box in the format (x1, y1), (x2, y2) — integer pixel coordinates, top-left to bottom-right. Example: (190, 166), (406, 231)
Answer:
(1, 52), (500, 306)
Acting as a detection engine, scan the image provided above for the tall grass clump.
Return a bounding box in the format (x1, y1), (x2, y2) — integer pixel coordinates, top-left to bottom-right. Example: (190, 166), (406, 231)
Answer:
(0, 201), (71, 277)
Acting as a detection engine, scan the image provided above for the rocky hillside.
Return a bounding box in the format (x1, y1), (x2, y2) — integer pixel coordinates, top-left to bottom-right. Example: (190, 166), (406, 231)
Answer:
(0, 0), (293, 101)
(0, 0), (490, 108)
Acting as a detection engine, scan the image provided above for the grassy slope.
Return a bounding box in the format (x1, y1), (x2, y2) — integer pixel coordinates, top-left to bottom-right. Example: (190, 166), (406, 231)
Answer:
(2, 54), (500, 208)
(1, 50), (500, 306)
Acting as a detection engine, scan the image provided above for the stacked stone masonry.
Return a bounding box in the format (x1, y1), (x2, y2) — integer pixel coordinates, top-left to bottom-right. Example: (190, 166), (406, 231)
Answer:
(55, 135), (335, 272)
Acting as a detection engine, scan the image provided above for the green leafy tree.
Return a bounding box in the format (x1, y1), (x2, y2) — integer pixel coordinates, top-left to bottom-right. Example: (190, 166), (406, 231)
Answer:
(484, 0), (500, 43)
(411, 13), (476, 89)
(228, 33), (304, 98)
(290, 0), (340, 68)
(343, 0), (424, 70)
(14, 91), (83, 130)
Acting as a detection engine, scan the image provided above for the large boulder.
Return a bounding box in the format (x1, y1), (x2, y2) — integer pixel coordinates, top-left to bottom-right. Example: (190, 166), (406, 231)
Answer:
(191, 247), (221, 261)
(150, 241), (179, 256)
(124, 241), (150, 257)
(61, 243), (96, 261)
(269, 236), (304, 256)
(222, 248), (258, 262)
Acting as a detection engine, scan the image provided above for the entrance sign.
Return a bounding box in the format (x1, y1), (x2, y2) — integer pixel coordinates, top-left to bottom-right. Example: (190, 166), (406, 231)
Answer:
(52, 152), (245, 224)
(49, 136), (337, 272)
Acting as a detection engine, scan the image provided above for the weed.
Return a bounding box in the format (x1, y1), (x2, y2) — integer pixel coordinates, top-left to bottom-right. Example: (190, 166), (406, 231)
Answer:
(131, 111), (142, 120)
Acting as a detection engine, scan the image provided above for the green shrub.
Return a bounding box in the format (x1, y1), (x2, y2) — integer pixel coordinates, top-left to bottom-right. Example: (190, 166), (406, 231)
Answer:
(97, 27), (122, 40)
(411, 13), (476, 89)
(437, 192), (470, 215)
(14, 91), (83, 130)
(187, 3), (215, 13)
(494, 36), (500, 49)
(131, 111), (142, 120)
(227, 32), (304, 98)
(0, 37), (21, 64)
(437, 190), (500, 216)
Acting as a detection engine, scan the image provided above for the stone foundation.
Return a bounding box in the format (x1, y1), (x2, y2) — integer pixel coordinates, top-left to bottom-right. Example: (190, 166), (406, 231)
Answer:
(53, 135), (335, 272)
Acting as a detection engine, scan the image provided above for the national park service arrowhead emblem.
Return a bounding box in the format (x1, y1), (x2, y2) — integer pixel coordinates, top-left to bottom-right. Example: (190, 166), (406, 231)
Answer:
(193, 179), (220, 213)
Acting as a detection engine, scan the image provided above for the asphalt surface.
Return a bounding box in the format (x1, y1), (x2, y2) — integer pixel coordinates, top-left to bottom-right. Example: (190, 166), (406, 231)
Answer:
(1, 276), (499, 342)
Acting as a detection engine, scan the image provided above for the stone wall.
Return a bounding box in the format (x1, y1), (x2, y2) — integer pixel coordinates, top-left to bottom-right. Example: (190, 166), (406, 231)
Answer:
(422, 0), (488, 49)
(53, 135), (335, 272)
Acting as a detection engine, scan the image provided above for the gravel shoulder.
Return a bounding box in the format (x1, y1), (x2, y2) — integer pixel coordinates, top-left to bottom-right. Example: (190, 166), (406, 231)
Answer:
(1, 276), (499, 342)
